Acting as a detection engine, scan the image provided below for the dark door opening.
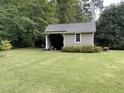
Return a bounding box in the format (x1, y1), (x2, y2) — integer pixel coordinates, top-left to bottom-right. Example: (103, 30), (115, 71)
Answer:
(48, 34), (64, 50)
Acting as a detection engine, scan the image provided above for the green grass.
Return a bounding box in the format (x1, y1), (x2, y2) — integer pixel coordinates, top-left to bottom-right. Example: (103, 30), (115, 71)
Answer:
(0, 49), (124, 93)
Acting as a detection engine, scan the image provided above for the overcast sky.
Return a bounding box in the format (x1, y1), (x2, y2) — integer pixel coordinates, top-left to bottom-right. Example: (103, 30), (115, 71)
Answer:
(96, 0), (124, 19)
(104, 0), (124, 6)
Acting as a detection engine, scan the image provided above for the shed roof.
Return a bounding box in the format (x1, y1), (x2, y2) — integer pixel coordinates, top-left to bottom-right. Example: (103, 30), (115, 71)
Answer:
(44, 22), (96, 34)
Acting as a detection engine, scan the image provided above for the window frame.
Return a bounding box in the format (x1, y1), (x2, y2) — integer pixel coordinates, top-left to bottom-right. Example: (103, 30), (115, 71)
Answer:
(75, 33), (81, 43)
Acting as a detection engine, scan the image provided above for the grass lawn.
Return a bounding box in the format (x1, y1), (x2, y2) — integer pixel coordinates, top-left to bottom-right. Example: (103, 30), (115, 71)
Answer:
(0, 49), (124, 93)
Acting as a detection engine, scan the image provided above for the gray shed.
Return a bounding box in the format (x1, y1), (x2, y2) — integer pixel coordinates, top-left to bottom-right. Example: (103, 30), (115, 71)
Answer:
(44, 22), (96, 50)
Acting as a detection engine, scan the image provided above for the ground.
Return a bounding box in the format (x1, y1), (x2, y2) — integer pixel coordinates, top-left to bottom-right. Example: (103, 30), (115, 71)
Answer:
(0, 49), (124, 93)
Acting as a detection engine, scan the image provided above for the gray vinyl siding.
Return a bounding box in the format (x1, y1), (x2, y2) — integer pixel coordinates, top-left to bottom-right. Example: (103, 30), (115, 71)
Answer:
(63, 33), (94, 46)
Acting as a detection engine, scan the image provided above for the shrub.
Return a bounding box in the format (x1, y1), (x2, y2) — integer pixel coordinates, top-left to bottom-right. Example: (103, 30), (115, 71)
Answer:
(0, 40), (12, 56)
(62, 46), (104, 53)
(103, 47), (109, 51)
(95, 47), (103, 53)
(80, 46), (95, 53)
(0, 40), (12, 51)
(62, 46), (80, 53)
(62, 46), (70, 52)
(71, 46), (80, 53)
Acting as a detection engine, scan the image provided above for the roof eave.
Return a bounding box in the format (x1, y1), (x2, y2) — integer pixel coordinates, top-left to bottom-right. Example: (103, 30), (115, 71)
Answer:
(44, 31), (95, 34)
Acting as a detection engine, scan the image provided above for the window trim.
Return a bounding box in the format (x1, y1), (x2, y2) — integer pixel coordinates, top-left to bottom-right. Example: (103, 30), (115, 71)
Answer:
(75, 33), (81, 43)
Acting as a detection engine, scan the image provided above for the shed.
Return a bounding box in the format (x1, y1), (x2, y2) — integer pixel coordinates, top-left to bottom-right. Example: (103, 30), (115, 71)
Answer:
(44, 22), (96, 50)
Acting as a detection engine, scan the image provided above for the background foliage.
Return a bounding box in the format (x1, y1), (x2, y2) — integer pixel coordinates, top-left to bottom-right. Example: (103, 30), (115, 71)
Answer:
(95, 2), (124, 50)
(2, 0), (124, 50)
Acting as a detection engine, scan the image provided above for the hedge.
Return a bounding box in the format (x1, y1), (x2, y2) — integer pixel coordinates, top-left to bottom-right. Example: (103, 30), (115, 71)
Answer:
(62, 46), (104, 53)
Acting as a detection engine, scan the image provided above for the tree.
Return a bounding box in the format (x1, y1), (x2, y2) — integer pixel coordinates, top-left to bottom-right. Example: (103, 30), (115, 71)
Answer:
(95, 2), (124, 49)
(0, 0), (58, 48)
(55, 0), (75, 23)
(16, 0), (54, 47)
(73, 0), (87, 22)
(82, 0), (103, 21)
(52, 0), (88, 23)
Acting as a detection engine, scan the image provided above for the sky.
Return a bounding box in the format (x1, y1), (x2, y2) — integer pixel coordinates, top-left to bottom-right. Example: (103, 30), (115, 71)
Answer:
(96, 0), (124, 19)
(104, 0), (124, 6)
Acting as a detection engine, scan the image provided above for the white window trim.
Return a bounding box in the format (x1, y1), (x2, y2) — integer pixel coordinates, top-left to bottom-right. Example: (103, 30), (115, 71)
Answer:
(75, 33), (81, 43)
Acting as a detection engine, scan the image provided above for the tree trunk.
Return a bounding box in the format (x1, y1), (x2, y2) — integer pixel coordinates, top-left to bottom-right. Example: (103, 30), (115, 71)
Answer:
(31, 31), (36, 48)
(31, 0), (37, 48)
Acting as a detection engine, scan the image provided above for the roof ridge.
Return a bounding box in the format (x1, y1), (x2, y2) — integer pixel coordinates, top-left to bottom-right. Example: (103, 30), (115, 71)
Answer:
(49, 22), (95, 26)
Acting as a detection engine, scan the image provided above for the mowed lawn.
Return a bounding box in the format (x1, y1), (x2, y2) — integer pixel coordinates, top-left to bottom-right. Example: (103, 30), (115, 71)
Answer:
(0, 49), (124, 93)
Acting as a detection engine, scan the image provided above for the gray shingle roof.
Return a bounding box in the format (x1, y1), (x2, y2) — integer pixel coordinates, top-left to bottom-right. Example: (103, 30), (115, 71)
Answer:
(44, 22), (96, 34)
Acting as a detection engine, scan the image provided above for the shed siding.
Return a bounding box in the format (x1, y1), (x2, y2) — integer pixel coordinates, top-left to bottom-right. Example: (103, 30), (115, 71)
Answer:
(63, 33), (94, 46)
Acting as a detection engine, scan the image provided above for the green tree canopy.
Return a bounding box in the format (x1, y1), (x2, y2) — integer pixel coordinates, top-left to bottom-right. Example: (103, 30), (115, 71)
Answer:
(0, 0), (58, 47)
(95, 2), (124, 49)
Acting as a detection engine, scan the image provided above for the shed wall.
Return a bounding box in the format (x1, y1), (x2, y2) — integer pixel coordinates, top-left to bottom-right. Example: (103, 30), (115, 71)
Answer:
(63, 33), (94, 46)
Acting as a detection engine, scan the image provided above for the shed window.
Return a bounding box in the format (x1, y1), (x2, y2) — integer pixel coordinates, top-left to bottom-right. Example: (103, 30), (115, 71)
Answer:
(75, 34), (81, 43)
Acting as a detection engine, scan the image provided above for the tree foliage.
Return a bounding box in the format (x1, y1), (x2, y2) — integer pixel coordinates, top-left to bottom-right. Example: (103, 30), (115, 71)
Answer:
(0, 0), (103, 48)
(56, 0), (75, 23)
(0, 0), (58, 47)
(82, 0), (103, 21)
(95, 2), (124, 50)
